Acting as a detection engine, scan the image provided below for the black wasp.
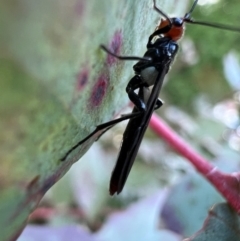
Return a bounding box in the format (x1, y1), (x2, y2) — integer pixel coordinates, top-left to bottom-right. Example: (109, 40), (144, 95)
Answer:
(62, 0), (240, 195)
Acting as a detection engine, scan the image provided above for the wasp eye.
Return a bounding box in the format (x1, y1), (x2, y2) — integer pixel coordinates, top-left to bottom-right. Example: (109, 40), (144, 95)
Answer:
(172, 18), (183, 27)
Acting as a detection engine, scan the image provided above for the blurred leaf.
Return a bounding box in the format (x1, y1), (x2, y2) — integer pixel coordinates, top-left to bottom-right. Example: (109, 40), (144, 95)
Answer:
(1, 0), (190, 240)
(223, 51), (240, 91)
(18, 225), (94, 241)
(185, 203), (240, 241)
(69, 144), (112, 222)
(161, 173), (224, 236)
(95, 190), (182, 241)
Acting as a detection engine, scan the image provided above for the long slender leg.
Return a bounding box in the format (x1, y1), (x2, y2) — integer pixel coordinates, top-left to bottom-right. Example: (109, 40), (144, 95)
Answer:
(126, 75), (148, 111)
(126, 74), (164, 111)
(100, 45), (152, 62)
(94, 111), (144, 142)
(61, 44), (152, 162)
(60, 111), (142, 161)
(147, 26), (171, 47)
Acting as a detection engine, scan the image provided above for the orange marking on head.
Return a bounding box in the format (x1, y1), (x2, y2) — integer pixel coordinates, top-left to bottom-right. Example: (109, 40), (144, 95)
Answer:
(156, 19), (185, 41)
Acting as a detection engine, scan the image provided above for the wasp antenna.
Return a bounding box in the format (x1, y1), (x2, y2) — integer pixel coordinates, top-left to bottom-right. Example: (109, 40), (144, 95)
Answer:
(187, 0), (198, 17)
(152, 0), (172, 26)
(185, 19), (240, 33)
(184, 0), (198, 19)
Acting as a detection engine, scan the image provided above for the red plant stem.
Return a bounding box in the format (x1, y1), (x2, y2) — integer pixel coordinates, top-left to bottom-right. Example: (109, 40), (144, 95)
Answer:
(29, 207), (56, 221)
(149, 113), (240, 213)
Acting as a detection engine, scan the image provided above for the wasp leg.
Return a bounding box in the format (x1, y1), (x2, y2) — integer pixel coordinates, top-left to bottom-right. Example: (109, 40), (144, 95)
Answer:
(126, 75), (148, 111)
(60, 111), (142, 161)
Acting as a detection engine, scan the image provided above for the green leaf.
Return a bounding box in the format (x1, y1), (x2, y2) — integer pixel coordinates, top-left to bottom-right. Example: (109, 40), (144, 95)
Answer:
(1, 0), (188, 240)
(186, 203), (240, 241)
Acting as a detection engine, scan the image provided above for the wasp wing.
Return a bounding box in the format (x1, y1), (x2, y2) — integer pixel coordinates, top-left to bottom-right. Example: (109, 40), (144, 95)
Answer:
(109, 66), (168, 195)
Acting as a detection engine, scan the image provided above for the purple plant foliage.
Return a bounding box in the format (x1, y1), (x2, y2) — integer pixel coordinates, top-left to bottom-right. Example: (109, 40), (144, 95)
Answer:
(18, 225), (96, 241)
(89, 74), (109, 107)
(76, 68), (89, 92)
(106, 30), (123, 66)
